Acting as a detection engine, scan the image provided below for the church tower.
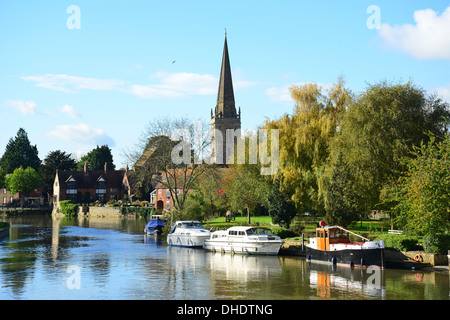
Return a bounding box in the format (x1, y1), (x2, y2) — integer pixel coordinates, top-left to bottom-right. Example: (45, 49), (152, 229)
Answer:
(210, 33), (241, 164)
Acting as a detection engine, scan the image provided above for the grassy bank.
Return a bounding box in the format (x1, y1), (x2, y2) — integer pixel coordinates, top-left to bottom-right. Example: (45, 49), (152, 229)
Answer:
(205, 215), (390, 241)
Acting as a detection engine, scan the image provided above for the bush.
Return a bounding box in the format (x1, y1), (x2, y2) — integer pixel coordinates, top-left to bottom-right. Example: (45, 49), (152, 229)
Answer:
(422, 233), (450, 254)
(120, 206), (155, 217)
(379, 234), (418, 251)
(270, 226), (297, 239)
(60, 200), (78, 216)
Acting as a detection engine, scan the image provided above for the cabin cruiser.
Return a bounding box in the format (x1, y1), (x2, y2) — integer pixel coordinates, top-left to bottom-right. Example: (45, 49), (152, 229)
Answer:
(166, 220), (211, 248)
(204, 226), (283, 255)
(305, 225), (385, 268)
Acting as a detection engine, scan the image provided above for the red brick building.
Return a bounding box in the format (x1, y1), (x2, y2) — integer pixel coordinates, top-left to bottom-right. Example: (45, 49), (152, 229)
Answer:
(53, 162), (130, 209)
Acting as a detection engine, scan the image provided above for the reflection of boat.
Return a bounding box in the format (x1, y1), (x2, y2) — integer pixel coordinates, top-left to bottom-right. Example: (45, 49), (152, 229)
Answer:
(305, 225), (385, 268)
(167, 221), (211, 248)
(144, 218), (166, 235)
(204, 226), (283, 255)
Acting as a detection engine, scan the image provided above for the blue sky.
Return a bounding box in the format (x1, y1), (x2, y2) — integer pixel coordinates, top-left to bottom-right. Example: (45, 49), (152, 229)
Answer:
(1, 0), (450, 168)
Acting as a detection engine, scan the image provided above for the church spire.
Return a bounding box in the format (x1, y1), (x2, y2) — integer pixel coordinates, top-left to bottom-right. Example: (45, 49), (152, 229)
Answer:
(215, 33), (236, 118)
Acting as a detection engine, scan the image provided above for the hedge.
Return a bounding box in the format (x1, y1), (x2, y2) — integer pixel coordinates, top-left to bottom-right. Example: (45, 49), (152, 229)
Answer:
(422, 233), (450, 254)
(378, 234), (418, 251)
(60, 200), (78, 216)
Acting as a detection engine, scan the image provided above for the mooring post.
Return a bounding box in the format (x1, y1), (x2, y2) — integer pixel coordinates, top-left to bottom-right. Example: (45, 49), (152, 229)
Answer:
(301, 233), (304, 251)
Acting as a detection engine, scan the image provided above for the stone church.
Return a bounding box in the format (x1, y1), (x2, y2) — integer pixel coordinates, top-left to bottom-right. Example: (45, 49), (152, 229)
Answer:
(210, 34), (241, 164)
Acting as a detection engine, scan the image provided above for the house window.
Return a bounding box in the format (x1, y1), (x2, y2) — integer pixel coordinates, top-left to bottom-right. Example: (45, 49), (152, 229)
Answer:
(158, 189), (162, 194)
(166, 189), (170, 198)
(166, 201), (170, 209)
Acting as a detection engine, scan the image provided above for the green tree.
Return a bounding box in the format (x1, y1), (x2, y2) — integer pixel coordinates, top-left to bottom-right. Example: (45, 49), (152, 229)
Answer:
(0, 128), (41, 173)
(0, 166), (6, 188)
(77, 145), (115, 171)
(332, 80), (450, 212)
(267, 177), (297, 227)
(223, 164), (271, 224)
(324, 153), (359, 228)
(5, 167), (41, 208)
(387, 133), (450, 235)
(39, 150), (77, 201)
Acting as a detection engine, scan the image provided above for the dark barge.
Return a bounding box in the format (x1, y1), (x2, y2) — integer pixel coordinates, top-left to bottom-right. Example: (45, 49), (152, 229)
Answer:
(305, 225), (385, 268)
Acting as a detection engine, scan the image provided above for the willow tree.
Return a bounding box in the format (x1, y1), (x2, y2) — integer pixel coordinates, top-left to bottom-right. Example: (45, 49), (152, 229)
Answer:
(264, 77), (353, 214)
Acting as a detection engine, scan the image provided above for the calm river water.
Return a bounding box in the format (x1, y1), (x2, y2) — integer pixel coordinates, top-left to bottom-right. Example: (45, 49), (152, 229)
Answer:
(0, 215), (448, 300)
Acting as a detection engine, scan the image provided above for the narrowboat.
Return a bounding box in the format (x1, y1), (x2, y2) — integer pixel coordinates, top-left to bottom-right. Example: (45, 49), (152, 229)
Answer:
(305, 225), (385, 268)
(166, 221), (211, 248)
(204, 226), (283, 255)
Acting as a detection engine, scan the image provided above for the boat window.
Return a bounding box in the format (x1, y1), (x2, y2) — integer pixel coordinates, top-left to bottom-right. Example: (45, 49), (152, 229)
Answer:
(320, 231), (324, 238)
(316, 230), (320, 237)
(238, 231), (245, 236)
(330, 230), (335, 238)
(325, 231), (328, 238)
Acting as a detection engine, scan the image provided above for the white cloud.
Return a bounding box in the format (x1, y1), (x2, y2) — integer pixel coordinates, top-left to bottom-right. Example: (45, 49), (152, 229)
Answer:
(378, 6), (450, 60)
(21, 74), (125, 93)
(435, 83), (450, 103)
(265, 85), (293, 104)
(130, 72), (218, 98)
(265, 82), (334, 105)
(46, 123), (115, 147)
(21, 71), (258, 99)
(60, 104), (81, 119)
(6, 100), (38, 115)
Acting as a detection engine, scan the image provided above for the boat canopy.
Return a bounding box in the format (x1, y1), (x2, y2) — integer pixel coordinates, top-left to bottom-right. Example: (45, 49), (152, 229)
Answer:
(146, 219), (166, 229)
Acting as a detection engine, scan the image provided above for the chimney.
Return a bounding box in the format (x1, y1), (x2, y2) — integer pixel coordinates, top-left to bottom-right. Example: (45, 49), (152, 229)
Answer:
(84, 162), (88, 176)
(104, 162), (108, 174)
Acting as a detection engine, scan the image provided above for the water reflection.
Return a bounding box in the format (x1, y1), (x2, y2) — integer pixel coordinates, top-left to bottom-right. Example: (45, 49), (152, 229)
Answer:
(0, 215), (448, 300)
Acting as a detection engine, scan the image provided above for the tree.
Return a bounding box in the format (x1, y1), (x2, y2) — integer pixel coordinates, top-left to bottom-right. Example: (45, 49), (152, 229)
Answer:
(39, 150), (77, 201)
(0, 128), (41, 173)
(267, 177), (297, 227)
(332, 80), (450, 212)
(0, 166), (6, 189)
(324, 153), (359, 228)
(386, 133), (450, 235)
(264, 77), (353, 214)
(77, 145), (115, 171)
(5, 167), (41, 208)
(223, 165), (271, 224)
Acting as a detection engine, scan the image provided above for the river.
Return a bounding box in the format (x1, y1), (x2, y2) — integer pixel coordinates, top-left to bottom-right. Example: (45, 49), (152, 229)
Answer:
(0, 215), (448, 300)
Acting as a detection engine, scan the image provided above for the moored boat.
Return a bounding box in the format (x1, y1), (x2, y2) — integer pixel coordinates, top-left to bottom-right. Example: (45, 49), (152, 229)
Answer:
(204, 226), (283, 255)
(167, 220), (211, 248)
(305, 225), (385, 268)
(144, 217), (166, 235)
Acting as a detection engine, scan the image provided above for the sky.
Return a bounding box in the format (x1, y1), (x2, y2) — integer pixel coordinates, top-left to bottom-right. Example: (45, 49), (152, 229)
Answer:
(1, 0), (450, 168)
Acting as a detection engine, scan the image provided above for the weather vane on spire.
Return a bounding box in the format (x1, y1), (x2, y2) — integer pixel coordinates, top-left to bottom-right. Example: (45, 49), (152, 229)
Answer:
(225, 28), (227, 37)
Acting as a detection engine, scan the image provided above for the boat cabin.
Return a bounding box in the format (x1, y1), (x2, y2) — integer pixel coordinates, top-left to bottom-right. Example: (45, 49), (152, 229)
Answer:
(315, 226), (350, 251)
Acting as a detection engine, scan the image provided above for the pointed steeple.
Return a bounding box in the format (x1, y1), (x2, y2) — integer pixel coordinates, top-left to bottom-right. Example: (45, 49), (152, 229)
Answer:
(215, 33), (236, 119)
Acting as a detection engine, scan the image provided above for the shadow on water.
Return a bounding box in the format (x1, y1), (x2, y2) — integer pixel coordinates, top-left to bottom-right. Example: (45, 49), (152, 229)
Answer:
(0, 215), (448, 300)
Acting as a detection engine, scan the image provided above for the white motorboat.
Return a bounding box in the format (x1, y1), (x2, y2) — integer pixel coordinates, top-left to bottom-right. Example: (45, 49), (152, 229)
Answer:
(204, 226), (283, 255)
(166, 220), (211, 248)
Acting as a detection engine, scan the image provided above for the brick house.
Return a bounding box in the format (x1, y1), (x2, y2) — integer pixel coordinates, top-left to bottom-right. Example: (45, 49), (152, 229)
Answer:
(151, 170), (193, 211)
(53, 162), (131, 210)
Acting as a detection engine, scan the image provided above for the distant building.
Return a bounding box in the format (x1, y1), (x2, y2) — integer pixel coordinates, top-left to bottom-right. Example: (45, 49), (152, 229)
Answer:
(1, 187), (44, 207)
(53, 162), (131, 210)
